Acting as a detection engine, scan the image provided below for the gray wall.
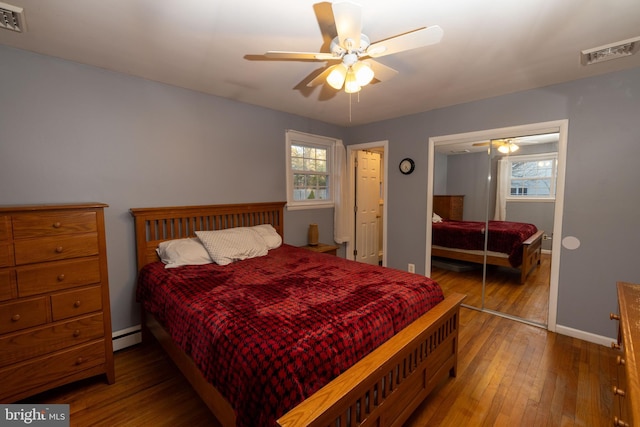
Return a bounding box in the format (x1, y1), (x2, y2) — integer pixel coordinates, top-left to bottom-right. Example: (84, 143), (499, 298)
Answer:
(346, 66), (640, 339)
(0, 45), (342, 332)
(1, 43), (639, 341)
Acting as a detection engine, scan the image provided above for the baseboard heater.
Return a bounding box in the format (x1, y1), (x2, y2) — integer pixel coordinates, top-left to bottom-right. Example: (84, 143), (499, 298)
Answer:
(112, 325), (142, 352)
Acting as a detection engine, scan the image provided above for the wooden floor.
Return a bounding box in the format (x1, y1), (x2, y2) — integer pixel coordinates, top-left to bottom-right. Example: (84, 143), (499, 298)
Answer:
(433, 253), (551, 325)
(21, 305), (618, 426)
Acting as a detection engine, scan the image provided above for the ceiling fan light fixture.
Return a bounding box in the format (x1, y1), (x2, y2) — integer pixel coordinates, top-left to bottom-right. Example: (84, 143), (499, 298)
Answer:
(352, 62), (374, 86)
(327, 64), (348, 90)
(344, 69), (361, 93)
(498, 143), (519, 154)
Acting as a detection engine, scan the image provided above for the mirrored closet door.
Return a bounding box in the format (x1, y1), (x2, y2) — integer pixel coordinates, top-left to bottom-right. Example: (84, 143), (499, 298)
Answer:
(427, 122), (566, 328)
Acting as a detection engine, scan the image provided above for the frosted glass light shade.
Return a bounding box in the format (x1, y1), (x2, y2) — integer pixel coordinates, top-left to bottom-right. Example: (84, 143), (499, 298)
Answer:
(498, 143), (519, 153)
(352, 62), (374, 86)
(327, 64), (347, 90)
(344, 69), (361, 93)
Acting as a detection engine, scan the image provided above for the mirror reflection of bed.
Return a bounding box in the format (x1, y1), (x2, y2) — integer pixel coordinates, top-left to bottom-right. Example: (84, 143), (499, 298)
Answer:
(430, 130), (558, 326)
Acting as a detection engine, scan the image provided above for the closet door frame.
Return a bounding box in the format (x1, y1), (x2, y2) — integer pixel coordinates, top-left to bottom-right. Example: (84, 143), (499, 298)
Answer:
(425, 120), (568, 331)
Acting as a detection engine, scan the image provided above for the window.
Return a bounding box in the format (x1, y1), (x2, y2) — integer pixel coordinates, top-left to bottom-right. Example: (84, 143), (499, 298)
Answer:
(286, 130), (336, 209)
(506, 153), (558, 200)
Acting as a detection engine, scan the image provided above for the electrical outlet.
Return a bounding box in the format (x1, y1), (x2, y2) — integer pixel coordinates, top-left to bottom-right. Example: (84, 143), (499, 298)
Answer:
(408, 263), (415, 273)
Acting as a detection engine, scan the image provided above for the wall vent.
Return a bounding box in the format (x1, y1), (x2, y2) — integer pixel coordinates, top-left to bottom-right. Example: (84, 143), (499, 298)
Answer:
(581, 36), (640, 65)
(0, 1), (25, 33)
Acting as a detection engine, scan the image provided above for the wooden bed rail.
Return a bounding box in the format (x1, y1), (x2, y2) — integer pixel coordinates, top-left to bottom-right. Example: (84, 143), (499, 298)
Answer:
(277, 293), (466, 427)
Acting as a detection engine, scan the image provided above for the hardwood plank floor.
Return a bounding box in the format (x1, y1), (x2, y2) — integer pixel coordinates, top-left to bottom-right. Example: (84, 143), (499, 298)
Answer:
(433, 253), (551, 325)
(20, 305), (618, 426)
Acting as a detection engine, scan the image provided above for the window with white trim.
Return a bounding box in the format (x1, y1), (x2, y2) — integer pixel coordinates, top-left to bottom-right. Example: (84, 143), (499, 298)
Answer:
(286, 130), (336, 209)
(506, 153), (558, 200)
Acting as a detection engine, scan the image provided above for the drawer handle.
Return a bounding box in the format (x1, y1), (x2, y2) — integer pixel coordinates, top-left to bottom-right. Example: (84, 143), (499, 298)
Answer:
(55, 246), (64, 253)
(74, 300), (82, 308)
(57, 274), (66, 281)
(76, 357), (84, 365)
(610, 313), (621, 321)
(11, 314), (21, 322)
(612, 386), (626, 397)
(53, 222), (62, 228)
(614, 417), (630, 427)
(73, 329), (81, 337)
(611, 342), (621, 350)
(617, 356), (625, 366)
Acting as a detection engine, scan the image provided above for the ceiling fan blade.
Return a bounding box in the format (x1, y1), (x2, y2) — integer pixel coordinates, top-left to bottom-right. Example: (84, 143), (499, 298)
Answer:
(472, 139), (511, 147)
(365, 59), (398, 82)
(307, 65), (340, 87)
(265, 51), (337, 61)
(367, 25), (443, 58)
(332, 1), (362, 51)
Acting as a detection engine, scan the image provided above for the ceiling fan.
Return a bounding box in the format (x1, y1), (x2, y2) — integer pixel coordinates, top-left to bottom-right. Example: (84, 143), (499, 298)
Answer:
(263, 1), (443, 94)
(473, 139), (520, 154)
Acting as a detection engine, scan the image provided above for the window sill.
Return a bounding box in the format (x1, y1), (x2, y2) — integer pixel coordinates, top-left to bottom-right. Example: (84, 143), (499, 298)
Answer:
(505, 198), (556, 203)
(286, 202), (334, 211)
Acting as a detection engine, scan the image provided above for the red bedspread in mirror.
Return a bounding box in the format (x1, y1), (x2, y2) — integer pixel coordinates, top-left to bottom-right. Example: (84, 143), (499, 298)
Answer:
(432, 220), (538, 267)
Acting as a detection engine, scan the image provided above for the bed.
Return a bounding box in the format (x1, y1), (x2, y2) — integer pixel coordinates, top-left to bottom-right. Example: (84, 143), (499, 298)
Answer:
(131, 201), (465, 427)
(431, 218), (543, 284)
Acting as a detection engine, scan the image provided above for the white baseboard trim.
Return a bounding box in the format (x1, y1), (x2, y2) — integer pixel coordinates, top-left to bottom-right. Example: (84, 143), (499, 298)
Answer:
(555, 324), (615, 347)
(112, 325), (142, 352)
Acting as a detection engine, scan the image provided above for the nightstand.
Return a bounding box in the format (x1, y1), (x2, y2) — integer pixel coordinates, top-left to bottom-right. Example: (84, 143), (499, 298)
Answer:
(300, 243), (340, 256)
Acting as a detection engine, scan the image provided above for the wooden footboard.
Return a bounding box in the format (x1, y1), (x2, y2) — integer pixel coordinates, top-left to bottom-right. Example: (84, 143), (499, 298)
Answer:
(278, 293), (465, 427)
(143, 293), (464, 427)
(432, 229), (544, 284)
(519, 230), (543, 284)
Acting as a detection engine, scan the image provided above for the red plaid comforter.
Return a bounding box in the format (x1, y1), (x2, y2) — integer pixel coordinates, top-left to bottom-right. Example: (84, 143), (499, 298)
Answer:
(136, 244), (444, 427)
(432, 220), (538, 267)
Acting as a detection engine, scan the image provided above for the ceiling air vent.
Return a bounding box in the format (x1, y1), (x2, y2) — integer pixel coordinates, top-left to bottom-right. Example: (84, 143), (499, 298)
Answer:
(0, 2), (25, 33)
(581, 36), (640, 65)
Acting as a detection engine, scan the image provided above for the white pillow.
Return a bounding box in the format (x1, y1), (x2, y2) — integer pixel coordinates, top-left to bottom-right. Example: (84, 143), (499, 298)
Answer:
(432, 212), (443, 223)
(196, 228), (268, 266)
(251, 224), (282, 249)
(156, 238), (213, 268)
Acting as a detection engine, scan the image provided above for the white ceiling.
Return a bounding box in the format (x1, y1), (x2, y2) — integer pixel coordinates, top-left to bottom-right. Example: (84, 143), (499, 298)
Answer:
(1, 0), (639, 127)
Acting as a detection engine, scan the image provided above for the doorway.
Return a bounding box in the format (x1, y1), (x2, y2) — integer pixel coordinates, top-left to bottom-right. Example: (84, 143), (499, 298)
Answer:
(346, 141), (388, 266)
(426, 120), (568, 331)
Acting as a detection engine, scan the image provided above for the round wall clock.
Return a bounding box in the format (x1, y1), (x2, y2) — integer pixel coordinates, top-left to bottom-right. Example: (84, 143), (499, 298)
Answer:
(399, 158), (415, 175)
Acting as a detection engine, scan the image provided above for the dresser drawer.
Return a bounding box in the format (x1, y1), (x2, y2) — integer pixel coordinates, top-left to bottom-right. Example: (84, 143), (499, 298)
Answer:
(0, 297), (49, 334)
(0, 313), (104, 366)
(12, 211), (97, 239)
(14, 233), (99, 265)
(0, 340), (106, 401)
(0, 270), (16, 302)
(51, 285), (102, 321)
(0, 244), (13, 268)
(17, 257), (101, 297)
(0, 216), (10, 240)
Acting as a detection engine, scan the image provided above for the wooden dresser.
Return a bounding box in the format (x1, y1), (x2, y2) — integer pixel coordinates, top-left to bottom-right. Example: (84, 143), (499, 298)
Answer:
(611, 281), (640, 426)
(433, 195), (464, 220)
(0, 203), (114, 402)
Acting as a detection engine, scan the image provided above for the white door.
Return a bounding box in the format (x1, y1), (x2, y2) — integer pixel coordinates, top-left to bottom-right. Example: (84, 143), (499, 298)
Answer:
(355, 150), (381, 265)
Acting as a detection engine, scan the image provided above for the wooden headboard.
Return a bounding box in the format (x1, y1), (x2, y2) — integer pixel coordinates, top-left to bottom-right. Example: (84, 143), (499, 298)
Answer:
(130, 202), (286, 271)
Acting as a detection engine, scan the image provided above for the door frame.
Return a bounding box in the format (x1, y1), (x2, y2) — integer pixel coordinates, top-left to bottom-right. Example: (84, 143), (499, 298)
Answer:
(426, 120), (568, 331)
(346, 140), (389, 266)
